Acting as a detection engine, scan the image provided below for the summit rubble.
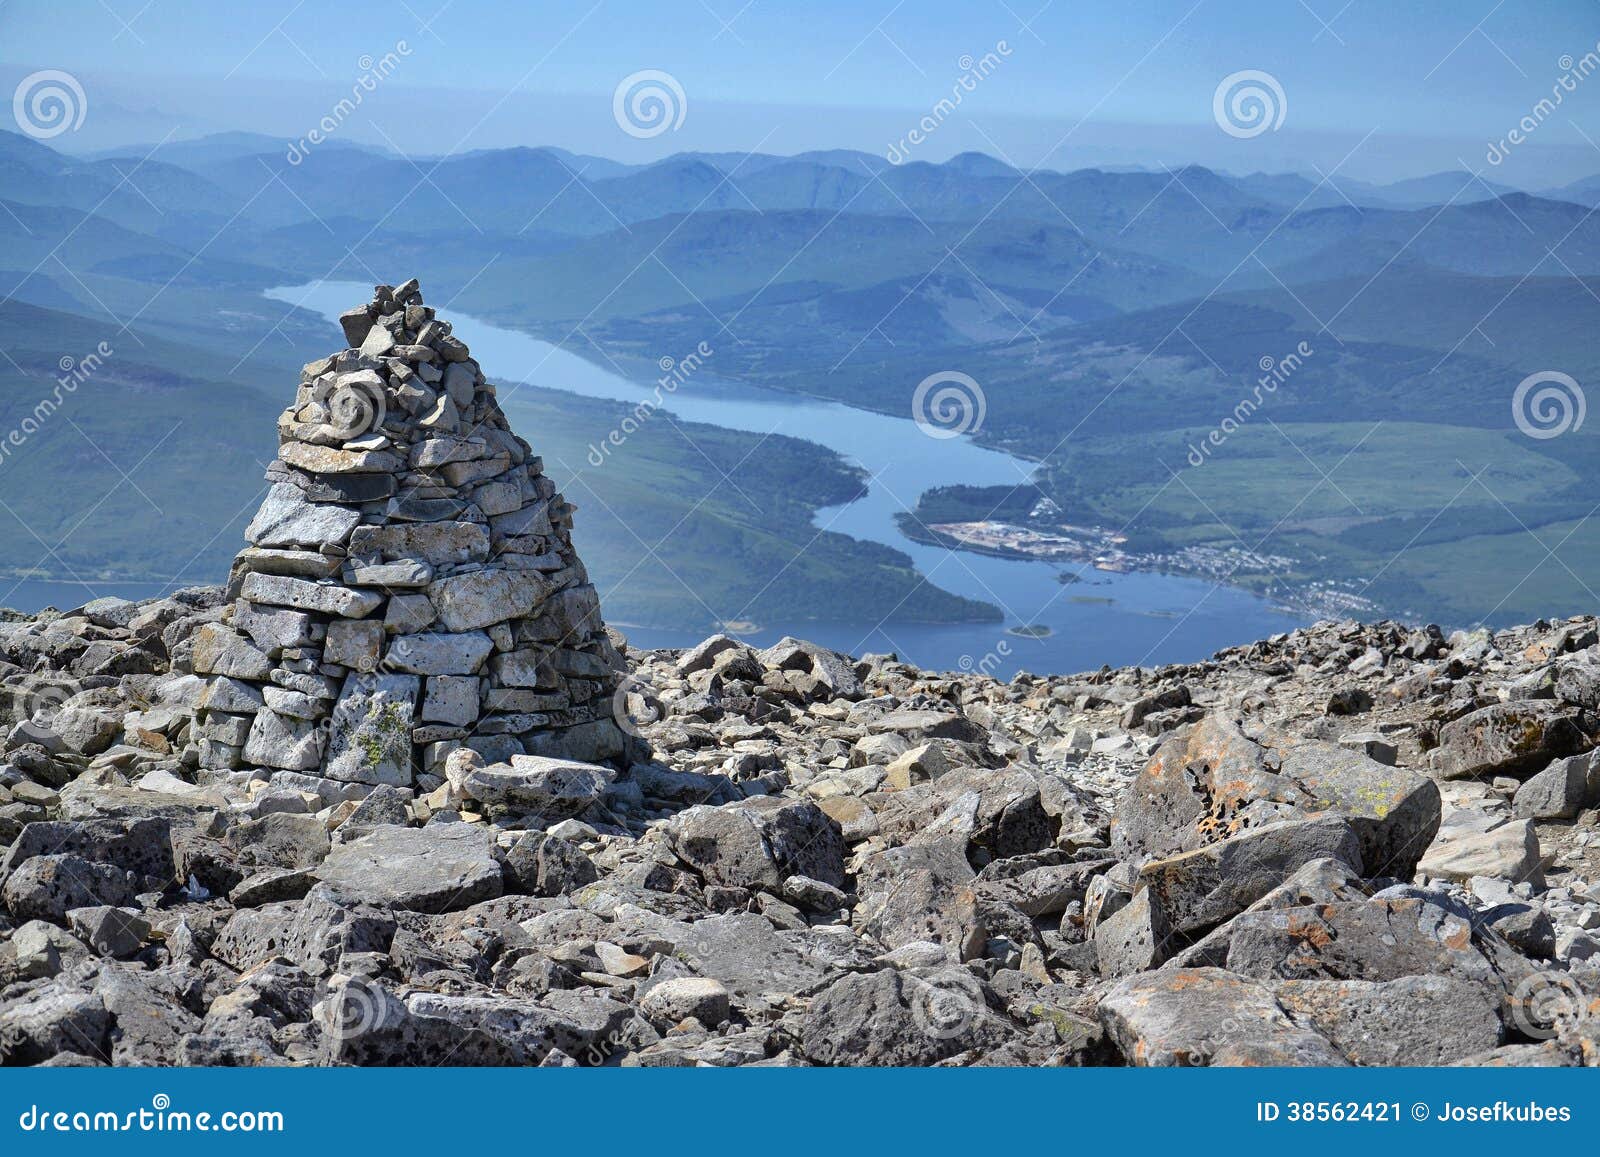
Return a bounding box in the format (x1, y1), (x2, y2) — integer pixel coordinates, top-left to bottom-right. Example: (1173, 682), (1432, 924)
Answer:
(0, 595), (1597, 1067)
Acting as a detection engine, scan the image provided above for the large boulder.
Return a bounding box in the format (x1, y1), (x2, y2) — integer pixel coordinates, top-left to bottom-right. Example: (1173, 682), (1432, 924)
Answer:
(1111, 715), (1439, 880)
(1434, 702), (1587, 780)
(1274, 976), (1502, 1065)
(1099, 968), (1347, 1066)
(1418, 819), (1544, 886)
(3, 855), (139, 922)
(879, 765), (1055, 863)
(670, 912), (853, 1006)
(854, 837), (985, 961)
(1513, 752), (1599, 821)
(0, 985), (111, 1066)
(1223, 896), (1511, 993)
(500, 830), (599, 896)
(315, 824), (503, 913)
(665, 796), (846, 891)
(0, 817), (174, 889)
(1137, 816), (1364, 937)
(447, 752), (614, 820)
(799, 966), (1015, 1065)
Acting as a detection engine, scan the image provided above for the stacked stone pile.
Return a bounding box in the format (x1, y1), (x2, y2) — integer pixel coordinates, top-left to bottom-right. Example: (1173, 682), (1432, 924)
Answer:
(192, 280), (626, 792)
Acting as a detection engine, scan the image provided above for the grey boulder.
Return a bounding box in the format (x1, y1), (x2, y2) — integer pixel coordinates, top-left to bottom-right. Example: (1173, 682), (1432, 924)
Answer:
(315, 824), (503, 913)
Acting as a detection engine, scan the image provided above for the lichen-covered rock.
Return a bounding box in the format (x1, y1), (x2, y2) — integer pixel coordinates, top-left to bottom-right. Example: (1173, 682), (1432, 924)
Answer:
(1111, 715), (1440, 881)
(1434, 702), (1587, 780)
(1100, 967), (1348, 1066)
(1273, 975), (1502, 1065)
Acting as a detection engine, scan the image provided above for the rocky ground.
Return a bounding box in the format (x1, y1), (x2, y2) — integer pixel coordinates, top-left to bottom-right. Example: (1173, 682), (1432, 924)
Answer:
(1, 594), (1598, 1066)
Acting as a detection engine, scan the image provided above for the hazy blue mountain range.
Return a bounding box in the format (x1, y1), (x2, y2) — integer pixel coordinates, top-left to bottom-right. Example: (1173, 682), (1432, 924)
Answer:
(3, 128), (1597, 630)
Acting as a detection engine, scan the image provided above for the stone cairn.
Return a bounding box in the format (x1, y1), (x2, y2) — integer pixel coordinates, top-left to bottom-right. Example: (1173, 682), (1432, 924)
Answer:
(192, 279), (626, 795)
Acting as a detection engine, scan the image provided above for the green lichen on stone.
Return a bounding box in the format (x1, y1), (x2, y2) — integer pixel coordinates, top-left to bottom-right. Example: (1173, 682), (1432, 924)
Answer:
(359, 701), (413, 769)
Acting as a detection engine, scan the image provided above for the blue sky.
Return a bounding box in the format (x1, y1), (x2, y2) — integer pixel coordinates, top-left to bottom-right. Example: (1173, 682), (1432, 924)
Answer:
(6, 0), (1600, 181)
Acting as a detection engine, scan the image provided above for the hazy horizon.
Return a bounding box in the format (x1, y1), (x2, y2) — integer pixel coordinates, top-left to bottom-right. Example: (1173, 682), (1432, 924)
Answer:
(8, 1), (1600, 184)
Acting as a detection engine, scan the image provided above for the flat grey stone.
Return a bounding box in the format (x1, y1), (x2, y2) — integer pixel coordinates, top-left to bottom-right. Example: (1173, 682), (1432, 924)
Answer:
(325, 619), (385, 671)
(190, 623), (273, 679)
(245, 483), (361, 549)
(316, 824), (502, 913)
(383, 631), (494, 675)
(450, 753), (613, 819)
(426, 570), (556, 632)
(240, 573), (383, 619)
(243, 709), (324, 772)
(350, 522), (489, 567)
(421, 675), (480, 726)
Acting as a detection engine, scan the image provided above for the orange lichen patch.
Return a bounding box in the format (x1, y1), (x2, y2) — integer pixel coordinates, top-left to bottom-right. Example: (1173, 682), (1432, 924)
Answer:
(1144, 751), (1178, 782)
(1441, 921), (1472, 951)
(1283, 915), (1333, 951)
(1167, 970), (1248, 993)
